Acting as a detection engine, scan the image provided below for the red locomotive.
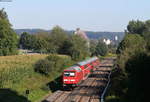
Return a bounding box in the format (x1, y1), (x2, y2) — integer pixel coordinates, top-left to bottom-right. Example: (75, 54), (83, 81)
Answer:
(63, 57), (100, 88)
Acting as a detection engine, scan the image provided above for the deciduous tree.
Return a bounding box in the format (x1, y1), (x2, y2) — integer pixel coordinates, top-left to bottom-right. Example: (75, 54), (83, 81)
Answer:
(0, 9), (18, 56)
(95, 40), (108, 56)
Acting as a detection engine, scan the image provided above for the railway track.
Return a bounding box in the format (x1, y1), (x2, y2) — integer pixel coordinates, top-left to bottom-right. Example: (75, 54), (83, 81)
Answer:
(42, 58), (114, 102)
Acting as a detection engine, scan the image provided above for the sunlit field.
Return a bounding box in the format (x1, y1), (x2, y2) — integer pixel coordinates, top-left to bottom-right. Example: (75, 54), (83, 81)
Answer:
(0, 54), (50, 102)
(0, 54), (48, 71)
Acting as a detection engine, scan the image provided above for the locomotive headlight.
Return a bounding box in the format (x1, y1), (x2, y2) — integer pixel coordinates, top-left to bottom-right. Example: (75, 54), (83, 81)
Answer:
(64, 79), (68, 81)
(70, 79), (75, 81)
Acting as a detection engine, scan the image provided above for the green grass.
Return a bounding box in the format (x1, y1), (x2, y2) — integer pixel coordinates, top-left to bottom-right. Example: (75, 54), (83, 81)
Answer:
(0, 54), (62, 102)
(98, 53), (116, 60)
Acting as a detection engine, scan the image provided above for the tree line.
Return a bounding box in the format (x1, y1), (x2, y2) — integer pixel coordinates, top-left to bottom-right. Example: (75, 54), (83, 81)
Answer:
(19, 26), (109, 60)
(0, 9), (109, 60)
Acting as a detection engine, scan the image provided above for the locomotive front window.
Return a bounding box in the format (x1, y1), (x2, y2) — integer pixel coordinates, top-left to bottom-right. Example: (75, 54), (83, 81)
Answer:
(64, 72), (75, 77)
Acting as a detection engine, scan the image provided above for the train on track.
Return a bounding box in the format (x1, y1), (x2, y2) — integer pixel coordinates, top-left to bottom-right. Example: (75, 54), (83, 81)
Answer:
(63, 57), (100, 88)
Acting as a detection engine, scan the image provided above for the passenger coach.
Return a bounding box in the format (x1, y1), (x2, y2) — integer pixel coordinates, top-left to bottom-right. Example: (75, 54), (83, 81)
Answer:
(63, 57), (100, 88)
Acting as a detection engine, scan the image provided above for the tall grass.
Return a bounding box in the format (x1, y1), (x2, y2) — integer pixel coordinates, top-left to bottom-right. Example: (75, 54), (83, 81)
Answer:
(0, 54), (50, 102)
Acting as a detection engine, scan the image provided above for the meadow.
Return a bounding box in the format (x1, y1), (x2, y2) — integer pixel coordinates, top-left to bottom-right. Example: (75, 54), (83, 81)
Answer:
(0, 54), (53, 102)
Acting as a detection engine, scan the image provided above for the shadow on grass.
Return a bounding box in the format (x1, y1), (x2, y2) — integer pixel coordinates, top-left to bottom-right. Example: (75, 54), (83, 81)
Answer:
(0, 88), (31, 102)
(46, 76), (63, 92)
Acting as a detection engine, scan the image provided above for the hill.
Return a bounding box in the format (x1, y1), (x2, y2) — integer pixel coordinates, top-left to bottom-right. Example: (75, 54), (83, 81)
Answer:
(14, 29), (125, 41)
(14, 29), (50, 35)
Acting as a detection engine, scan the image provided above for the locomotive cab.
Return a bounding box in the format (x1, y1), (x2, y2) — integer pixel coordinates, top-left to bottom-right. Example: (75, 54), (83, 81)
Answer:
(63, 66), (82, 87)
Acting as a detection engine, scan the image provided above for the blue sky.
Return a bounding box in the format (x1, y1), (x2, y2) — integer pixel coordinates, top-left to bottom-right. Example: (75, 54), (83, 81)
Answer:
(0, 0), (150, 31)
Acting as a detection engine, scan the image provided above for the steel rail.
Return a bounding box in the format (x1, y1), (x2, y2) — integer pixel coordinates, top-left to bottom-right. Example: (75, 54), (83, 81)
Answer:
(100, 71), (111, 102)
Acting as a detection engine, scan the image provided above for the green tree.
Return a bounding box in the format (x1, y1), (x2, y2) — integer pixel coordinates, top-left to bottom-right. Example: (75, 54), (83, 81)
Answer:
(59, 35), (90, 61)
(143, 20), (150, 51)
(20, 32), (34, 49)
(49, 26), (68, 53)
(145, 20), (150, 32)
(89, 39), (98, 56)
(33, 33), (50, 53)
(125, 53), (150, 102)
(117, 34), (145, 54)
(110, 34), (146, 102)
(117, 34), (145, 69)
(0, 9), (18, 56)
(126, 19), (150, 52)
(20, 31), (55, 53)
(127, 20), (146, 35)
(69, 35), (90, 61)
(108, 19), (150, 102)
(58, 40), (73, 55)
(143, 32), (150, 51)
(95, 40), (108, 56)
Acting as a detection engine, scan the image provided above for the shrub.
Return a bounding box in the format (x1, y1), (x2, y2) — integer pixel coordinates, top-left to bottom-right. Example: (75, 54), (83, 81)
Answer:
(34, 54), (73, 76)
(34, 59), (54, 75)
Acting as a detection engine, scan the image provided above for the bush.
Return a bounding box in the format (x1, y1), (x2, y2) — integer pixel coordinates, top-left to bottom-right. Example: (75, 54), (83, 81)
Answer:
(34, 54), (73, 76)
(34, 59), (54, 75)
